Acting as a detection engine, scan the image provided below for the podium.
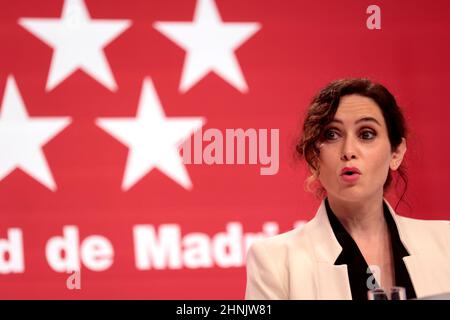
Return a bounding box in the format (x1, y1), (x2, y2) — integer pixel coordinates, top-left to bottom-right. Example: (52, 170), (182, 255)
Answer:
(416, 292), (450, 300)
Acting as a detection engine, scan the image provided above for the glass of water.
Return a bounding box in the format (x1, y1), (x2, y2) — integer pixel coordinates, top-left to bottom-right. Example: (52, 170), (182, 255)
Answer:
(368, 287), (407, 300)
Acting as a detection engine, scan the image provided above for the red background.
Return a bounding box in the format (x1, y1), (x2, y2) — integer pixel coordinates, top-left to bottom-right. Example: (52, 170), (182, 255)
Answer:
(0, 0), (449, 299)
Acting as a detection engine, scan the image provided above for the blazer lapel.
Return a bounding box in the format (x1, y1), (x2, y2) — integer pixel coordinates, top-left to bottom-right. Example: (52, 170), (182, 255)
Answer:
(316, 263), (352, 299)
(402, 255), (430, 298)
(307, 200), (352, 300)
(383, 199), (440, 298)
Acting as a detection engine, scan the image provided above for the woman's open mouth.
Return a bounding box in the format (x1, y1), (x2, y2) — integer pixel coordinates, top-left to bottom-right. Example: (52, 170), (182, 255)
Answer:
(340, 171), (360, 183)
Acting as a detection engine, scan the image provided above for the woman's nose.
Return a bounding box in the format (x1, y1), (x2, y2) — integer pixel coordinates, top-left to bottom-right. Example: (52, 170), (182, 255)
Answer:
(340, 137), (357, 161)
(340, 153), (356, 161)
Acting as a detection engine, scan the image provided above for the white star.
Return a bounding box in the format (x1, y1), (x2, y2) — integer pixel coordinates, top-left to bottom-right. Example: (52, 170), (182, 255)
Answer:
(18, 0), (131, 91)
(0, 76), (71, 191)
(154, 0), (261, 93)
(96, 78), (204, 191)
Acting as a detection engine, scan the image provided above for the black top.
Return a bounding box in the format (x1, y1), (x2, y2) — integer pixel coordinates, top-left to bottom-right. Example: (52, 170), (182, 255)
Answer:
(325, 197), (417, 300)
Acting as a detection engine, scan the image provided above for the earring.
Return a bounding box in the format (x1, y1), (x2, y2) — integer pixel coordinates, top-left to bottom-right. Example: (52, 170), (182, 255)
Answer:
(391, 161), (397, 170)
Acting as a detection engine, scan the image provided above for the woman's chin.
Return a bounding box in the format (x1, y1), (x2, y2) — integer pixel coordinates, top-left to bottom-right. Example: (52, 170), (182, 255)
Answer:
(331, 189), (368, 202)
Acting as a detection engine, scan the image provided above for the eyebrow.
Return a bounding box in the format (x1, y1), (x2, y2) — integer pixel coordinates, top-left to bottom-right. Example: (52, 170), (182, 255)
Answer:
(329, 117), (381, 127)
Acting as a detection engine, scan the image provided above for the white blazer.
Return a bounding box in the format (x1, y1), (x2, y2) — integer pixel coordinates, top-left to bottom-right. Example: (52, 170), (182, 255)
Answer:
(245, 199), (450, 300)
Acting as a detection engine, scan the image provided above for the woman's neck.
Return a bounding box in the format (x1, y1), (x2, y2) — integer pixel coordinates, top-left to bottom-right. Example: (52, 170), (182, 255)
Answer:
(327, 194), (387, 241)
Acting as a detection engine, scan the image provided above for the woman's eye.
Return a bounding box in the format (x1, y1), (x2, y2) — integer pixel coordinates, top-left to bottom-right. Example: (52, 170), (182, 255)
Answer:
(323, 129), (375, 141)
(360, 130), (376, 140)
(324, 129), (339, 140)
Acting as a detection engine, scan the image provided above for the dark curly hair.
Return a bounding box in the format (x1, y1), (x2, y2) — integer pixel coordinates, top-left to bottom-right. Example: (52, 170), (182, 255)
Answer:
(295, 78), (408, 210)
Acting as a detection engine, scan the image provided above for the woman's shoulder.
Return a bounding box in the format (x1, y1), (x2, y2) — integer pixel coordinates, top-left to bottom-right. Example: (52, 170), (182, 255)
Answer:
(396, 214), (449, 233)
(245, 224), (316, 299)
(248, 222), (314, 258)
(396, 214), (450, 251)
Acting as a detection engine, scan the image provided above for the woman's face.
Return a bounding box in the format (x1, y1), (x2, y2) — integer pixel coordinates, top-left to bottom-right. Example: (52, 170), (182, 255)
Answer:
(316, 94), (406, 202)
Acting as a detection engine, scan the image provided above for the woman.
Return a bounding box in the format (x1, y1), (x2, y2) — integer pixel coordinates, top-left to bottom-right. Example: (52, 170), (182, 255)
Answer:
(245, 78), (450, 300)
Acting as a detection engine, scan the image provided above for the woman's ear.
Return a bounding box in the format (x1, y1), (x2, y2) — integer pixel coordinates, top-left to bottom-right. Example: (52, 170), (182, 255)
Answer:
(390, 137), (407, 171)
